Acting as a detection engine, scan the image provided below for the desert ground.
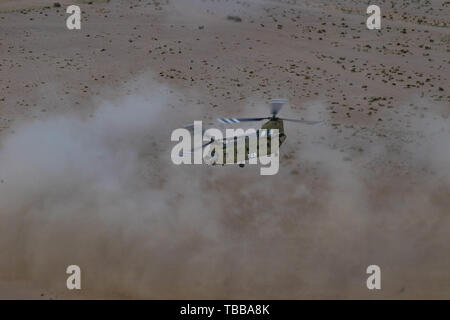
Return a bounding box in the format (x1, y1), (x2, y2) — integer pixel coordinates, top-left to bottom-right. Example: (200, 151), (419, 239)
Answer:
(0, 0), (449, 299)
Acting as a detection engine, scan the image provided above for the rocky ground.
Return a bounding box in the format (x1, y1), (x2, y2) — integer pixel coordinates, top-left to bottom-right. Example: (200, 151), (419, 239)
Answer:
(0, 0), (449, 299)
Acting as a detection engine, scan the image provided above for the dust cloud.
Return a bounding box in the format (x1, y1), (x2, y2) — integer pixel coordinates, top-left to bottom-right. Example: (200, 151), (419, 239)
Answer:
(0, 76), (450, 299)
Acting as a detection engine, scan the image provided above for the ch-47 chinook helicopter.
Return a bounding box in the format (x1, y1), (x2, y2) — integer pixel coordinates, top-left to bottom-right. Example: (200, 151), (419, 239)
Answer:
(186, 99), (321, 167)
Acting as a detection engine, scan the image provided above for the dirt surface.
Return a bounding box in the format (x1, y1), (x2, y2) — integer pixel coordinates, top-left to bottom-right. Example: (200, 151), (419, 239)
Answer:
(0, 0), (449, 299)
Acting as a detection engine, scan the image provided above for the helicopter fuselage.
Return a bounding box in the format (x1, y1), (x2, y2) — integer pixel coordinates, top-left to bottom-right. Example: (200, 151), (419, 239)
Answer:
(204, 119), (286, 166)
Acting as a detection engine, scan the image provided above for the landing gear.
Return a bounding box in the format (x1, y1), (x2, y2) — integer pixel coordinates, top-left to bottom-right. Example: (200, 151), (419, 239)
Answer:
(239, 164), (245, 168)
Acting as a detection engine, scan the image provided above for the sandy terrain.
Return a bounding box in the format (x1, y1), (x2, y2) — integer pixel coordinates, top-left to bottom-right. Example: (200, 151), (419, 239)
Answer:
(0, 0), (449, 299)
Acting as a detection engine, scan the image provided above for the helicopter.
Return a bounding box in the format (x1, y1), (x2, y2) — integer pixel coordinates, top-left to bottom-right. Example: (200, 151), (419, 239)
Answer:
(185, 99), (321, 167)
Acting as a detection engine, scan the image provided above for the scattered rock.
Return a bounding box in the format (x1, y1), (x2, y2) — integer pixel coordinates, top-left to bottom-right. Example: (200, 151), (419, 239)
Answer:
(227, 16), (242, 22)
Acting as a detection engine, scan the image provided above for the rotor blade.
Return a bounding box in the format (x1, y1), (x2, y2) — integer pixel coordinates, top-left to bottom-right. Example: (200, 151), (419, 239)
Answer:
(269, 98), (287, 116)
(280, 118), (322, 125)
(221, 130), (259, 142)
(184, 123), (206, 135)
(217, 117), (269, 124)
(184, 123), (214, 140)
(180, 140), (214, 156)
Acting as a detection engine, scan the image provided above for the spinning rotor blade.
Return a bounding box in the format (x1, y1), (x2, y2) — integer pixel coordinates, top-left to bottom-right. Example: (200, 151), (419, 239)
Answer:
(184, 123), (214, 140)
(180, 140), (214, 156)
(221, 130), (259, 142)
(184, 123), (206, 135)
(280, 118), (321, 125)
(217, 117), (269, 124)
(269, 98), (287, 116)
